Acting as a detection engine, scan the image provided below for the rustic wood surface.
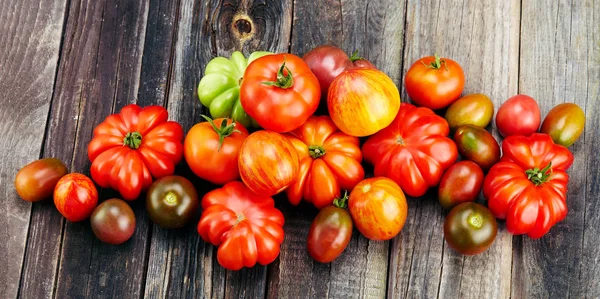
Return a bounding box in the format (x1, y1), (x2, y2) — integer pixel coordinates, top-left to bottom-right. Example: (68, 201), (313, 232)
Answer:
(1, 0), (598, 298)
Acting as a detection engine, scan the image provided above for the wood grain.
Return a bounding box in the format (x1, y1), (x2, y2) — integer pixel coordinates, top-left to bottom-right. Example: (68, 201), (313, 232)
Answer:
(0, 0), (67, 298)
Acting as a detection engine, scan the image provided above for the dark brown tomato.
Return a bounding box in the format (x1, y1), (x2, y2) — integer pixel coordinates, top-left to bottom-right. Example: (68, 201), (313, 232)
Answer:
(14, 158), (68, 202)
(444, 202), (497, 255)
(146, 175), (199, 229)
(90, 198), (136, 244)
(445, 93), (494, 131)
(454, 125), (500, 171)
(438, 161), (484, 209)
(307, 196), (353, 263)
(540, 103), (585, 147)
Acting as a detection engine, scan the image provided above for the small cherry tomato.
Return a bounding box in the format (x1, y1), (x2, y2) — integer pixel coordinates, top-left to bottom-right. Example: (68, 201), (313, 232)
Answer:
(454, 125), (500, 171)
(540, 103), (585, 147)
(444, 202), (497, 255)
(146, 175), (199, 228)
(438, 161), (484, 209)
(496, 94), (541, 137)
(445, 93), (494, 130)
(15, 158), (68, 202)
(53, 173), (99, 222)
(307, 193), (353, 263)
(90, 198), (136, 244)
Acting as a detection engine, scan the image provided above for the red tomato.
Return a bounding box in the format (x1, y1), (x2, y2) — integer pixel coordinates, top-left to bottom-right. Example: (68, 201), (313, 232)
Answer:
(405, 54), (465, 110)
(328, 69), (401, 137)
(362, 103), (458, 197)
(285, 116), (364, 209)
(307, 194), (353, 263)
(198, 181), (285, 270)
(348, 177), (408, 241)
(495, 94), (541, 137)
(54, 173), (99, 222)
(438, 161), (484, 209)
(184, 116), (248, 185)
(238, 131), (299, 196)
(240, 53), (320, 133)
(14, 158), (68, 202)
(90, 198), (136, 245)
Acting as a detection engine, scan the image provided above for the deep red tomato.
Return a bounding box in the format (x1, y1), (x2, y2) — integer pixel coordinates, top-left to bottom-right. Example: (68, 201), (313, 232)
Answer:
(483, 133), (574, 238)
(88, 104), (184, 200)
(54, 173), (99, 222)
(146, 175), (199, 229)
(14, 158), (68, 202)
(348, 177), (408, 241)
(198, 181), (285, 270)
(362, 103), (458, 197)
(90, 198), (136, 245)
(444, 202), (497, 255)
(496, 94), (541, 137)
(405, 54), (465, 110)
(454, 125), (501, 171)
(239, 53), (320, 133)
(184, 116), (248, 185)
(285, 116), (364, 209)
(328, 68), (400, 137)
(438, 161), (484, 209)
(540, 103), (586, 147)
(307, 194), (353, 263)
(238, 131), (299, 196)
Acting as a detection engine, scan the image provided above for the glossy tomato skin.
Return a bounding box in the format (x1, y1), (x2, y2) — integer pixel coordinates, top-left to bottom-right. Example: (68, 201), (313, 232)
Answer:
(438, 161), (484, 209)
(90, 198), (136, 244)
(540, 103), (585, 147)
(184, 118), (248, 185)
(54, 173), (99, 222)
(496, 94), (541, 137)
(348, 177), (408, 241)
(363, 103), (458, 197)
(146, 175), (198, 228)
(328, 69), (400, 137)
(239, 131), (299, 196)
(444, 202), (497, 255)
(307, 204), (353, 263)
(15, 158), (68, 202)
(445, 93), (494, 130)
(198, 181), (285, 270)
(240, 53), (320, 133)
(454, 125), (501, 171)
(285, 116), (364, 209)
(405, 55), (465, 110)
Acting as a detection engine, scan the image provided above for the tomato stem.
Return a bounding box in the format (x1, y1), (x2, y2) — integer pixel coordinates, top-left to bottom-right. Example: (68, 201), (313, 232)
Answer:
(261, 56), (294, 89)
(201, 115), (242, 151)
(421, 53), (448, 71)
(333, 191), (349, 209)
(525, 162), (553, 186)
(308, 145), (326, 158)
(123, 132), (142, 149)
(349, 50), (364, 62)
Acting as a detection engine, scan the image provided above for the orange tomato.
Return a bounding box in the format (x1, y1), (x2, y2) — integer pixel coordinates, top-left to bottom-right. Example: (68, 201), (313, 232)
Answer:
(327, 69), (401, 137)
(54, 173), (99, 222)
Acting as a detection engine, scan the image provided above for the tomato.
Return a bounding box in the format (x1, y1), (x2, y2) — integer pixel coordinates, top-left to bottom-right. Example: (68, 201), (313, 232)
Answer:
(90, 198), (136, 244)
(307, 194), (353, 263)
(496, 94), (541, 137)
(53, 173), (99, 222)
(198, 181), (285, 270)
(540, 103), (586, 147)
(184, 116), (248, 185)
(348, 177), (408, 241)
(454, 125), (501, 171)
(328, 68), (400, 137)
(146, 175), (199, 229)
(197, 51), (271, 129)
(238, 131), (299, 196)
(404, 54), (465, 110)
(285, 116), (364, 209)
(444, 202), (497, 255)
(438, 161), (484, 209)
(363, 103), (458, 197)
(483, 133), (574, 238)
(240, 53), (320, 133)
(14, 158), (68, 202)
(445, 93), (494, 130)
(88, 104), (184, 201)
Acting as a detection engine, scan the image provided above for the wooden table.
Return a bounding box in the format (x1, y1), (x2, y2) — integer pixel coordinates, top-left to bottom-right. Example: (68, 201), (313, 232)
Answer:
(1, 0), (598, 298)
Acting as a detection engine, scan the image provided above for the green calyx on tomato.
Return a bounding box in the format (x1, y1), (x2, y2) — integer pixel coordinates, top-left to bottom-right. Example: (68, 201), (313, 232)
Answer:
(308, 145), (326, 158)
(261, 59), (294, 89)
(200, 115), (241, 151)
(421, 53), (448, 71)
(332, 191), (348, 209)
(525, 163), (552, 186)
(123, 132), (142, 149)
(349, 50), (363, 62)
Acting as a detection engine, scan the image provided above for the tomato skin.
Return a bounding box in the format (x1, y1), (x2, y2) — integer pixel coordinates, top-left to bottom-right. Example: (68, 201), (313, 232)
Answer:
(445, 93), (494, 130)
(15, 158), (68, 202)
(444, 202), (497, 255)
(454, 125), (501, 171)
(328, 68), (400, 137)
(496, 94), (541, 137)
(53, 173), (99, 222)
(405, 55), (465, 110)
(307, 204), (353, 263)
(146, 175), (199, 229)
(348, 177), (408, 241)
(540, 103), (585, 147)
(90, 198), (136, 245)
(198, 181), (285, 270)
(184, 118), (248, 185)
(284, 116), (364, 209)
(240, 53), (320, 133)
(438, 161), (484, 209)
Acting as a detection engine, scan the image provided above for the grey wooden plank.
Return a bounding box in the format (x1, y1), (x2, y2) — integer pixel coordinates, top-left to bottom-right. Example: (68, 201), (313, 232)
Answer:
(387, 0), (519, 298)
(0, 0), (68, 298)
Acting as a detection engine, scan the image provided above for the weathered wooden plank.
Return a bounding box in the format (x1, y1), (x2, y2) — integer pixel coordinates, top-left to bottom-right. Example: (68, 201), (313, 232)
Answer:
(267, 1), (406, 298)
(513, 0), (599, 298)
(387, 0), (519, 298)
(0, 0), (67, 297)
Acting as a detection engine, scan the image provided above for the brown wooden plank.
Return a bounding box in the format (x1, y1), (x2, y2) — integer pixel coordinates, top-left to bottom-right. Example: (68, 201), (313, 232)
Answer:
(512, 0), (599, 297)
(387, 0), (520, 298)
(0, 0), (68, 298)
(267, 1), (406, 298)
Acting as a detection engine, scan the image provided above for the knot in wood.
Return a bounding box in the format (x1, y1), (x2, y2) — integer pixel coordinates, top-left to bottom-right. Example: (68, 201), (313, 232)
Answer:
(232, 14), (254, 39)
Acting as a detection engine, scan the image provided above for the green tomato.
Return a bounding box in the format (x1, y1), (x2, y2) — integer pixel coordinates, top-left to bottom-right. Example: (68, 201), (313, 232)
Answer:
(198, 51), (272, 129)
(540, 103), (585, 147)
(445, 93), (494, 131)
